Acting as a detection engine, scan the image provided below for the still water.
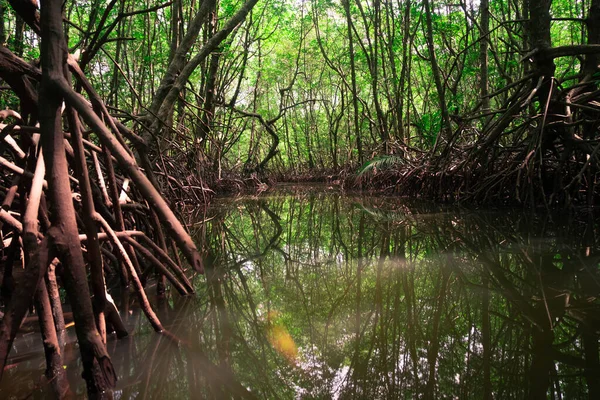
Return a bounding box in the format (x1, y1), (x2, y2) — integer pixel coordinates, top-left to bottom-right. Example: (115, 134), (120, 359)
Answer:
(2, 185), (600, 398)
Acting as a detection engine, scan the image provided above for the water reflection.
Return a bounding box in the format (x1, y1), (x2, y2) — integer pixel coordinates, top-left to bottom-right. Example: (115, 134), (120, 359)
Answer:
(2, 185), (600, 399)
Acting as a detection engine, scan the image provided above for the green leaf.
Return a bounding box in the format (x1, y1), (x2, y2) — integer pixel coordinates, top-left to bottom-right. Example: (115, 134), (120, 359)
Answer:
(356, 155), (404, 178)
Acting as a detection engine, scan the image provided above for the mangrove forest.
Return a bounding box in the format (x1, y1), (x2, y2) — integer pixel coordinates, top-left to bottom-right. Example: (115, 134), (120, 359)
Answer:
(0, 0), (600, 398)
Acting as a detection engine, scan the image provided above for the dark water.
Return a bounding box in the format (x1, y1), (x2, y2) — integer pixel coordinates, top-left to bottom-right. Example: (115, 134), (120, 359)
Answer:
(2, 185), (600, 399)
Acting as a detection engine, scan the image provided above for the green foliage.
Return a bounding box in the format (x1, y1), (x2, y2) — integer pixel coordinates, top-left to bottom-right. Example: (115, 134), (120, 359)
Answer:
(415, 111), (442, 145)
(0, 0), (594, 176)
(356, 155), (405, 178)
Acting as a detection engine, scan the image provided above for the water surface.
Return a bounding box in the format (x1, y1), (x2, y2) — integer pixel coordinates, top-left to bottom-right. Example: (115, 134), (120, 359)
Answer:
(2, 185), (600, 398)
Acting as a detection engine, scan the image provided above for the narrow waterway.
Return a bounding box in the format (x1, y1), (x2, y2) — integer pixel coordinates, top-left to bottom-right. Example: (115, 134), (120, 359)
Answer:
(2, 185), (600, 398)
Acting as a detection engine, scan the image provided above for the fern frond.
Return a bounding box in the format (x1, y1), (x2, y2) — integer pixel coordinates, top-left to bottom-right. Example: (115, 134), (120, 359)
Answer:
(356, 155), (404, 178)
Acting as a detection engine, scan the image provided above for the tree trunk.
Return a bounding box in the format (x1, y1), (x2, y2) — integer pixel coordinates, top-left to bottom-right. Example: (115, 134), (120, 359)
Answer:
(150, 0), (260, 137)
(343, 0), (362, 163)
(480, 0), (490, 113)
(39, 0), (116, 393)
(423, 0), (452, 153)
(528, 0), (555, 105)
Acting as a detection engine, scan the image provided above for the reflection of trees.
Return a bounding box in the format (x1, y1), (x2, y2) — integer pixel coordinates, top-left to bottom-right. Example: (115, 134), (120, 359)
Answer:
(8, 190), (597, 398)
(410, 206), (600, 400)
(192, 192), (599, 399)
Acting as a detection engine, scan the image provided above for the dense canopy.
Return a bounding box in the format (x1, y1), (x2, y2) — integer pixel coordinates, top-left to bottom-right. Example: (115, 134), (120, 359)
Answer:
(2, 0), (600, 204)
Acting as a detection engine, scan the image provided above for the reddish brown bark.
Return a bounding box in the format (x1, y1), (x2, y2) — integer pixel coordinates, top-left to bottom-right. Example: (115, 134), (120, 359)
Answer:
(0, 236), (51, 381)
(39, 0), (115, 393)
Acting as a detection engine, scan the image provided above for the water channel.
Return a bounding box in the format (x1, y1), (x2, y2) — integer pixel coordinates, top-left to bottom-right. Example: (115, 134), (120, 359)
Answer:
(1, 185), (600, 398)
